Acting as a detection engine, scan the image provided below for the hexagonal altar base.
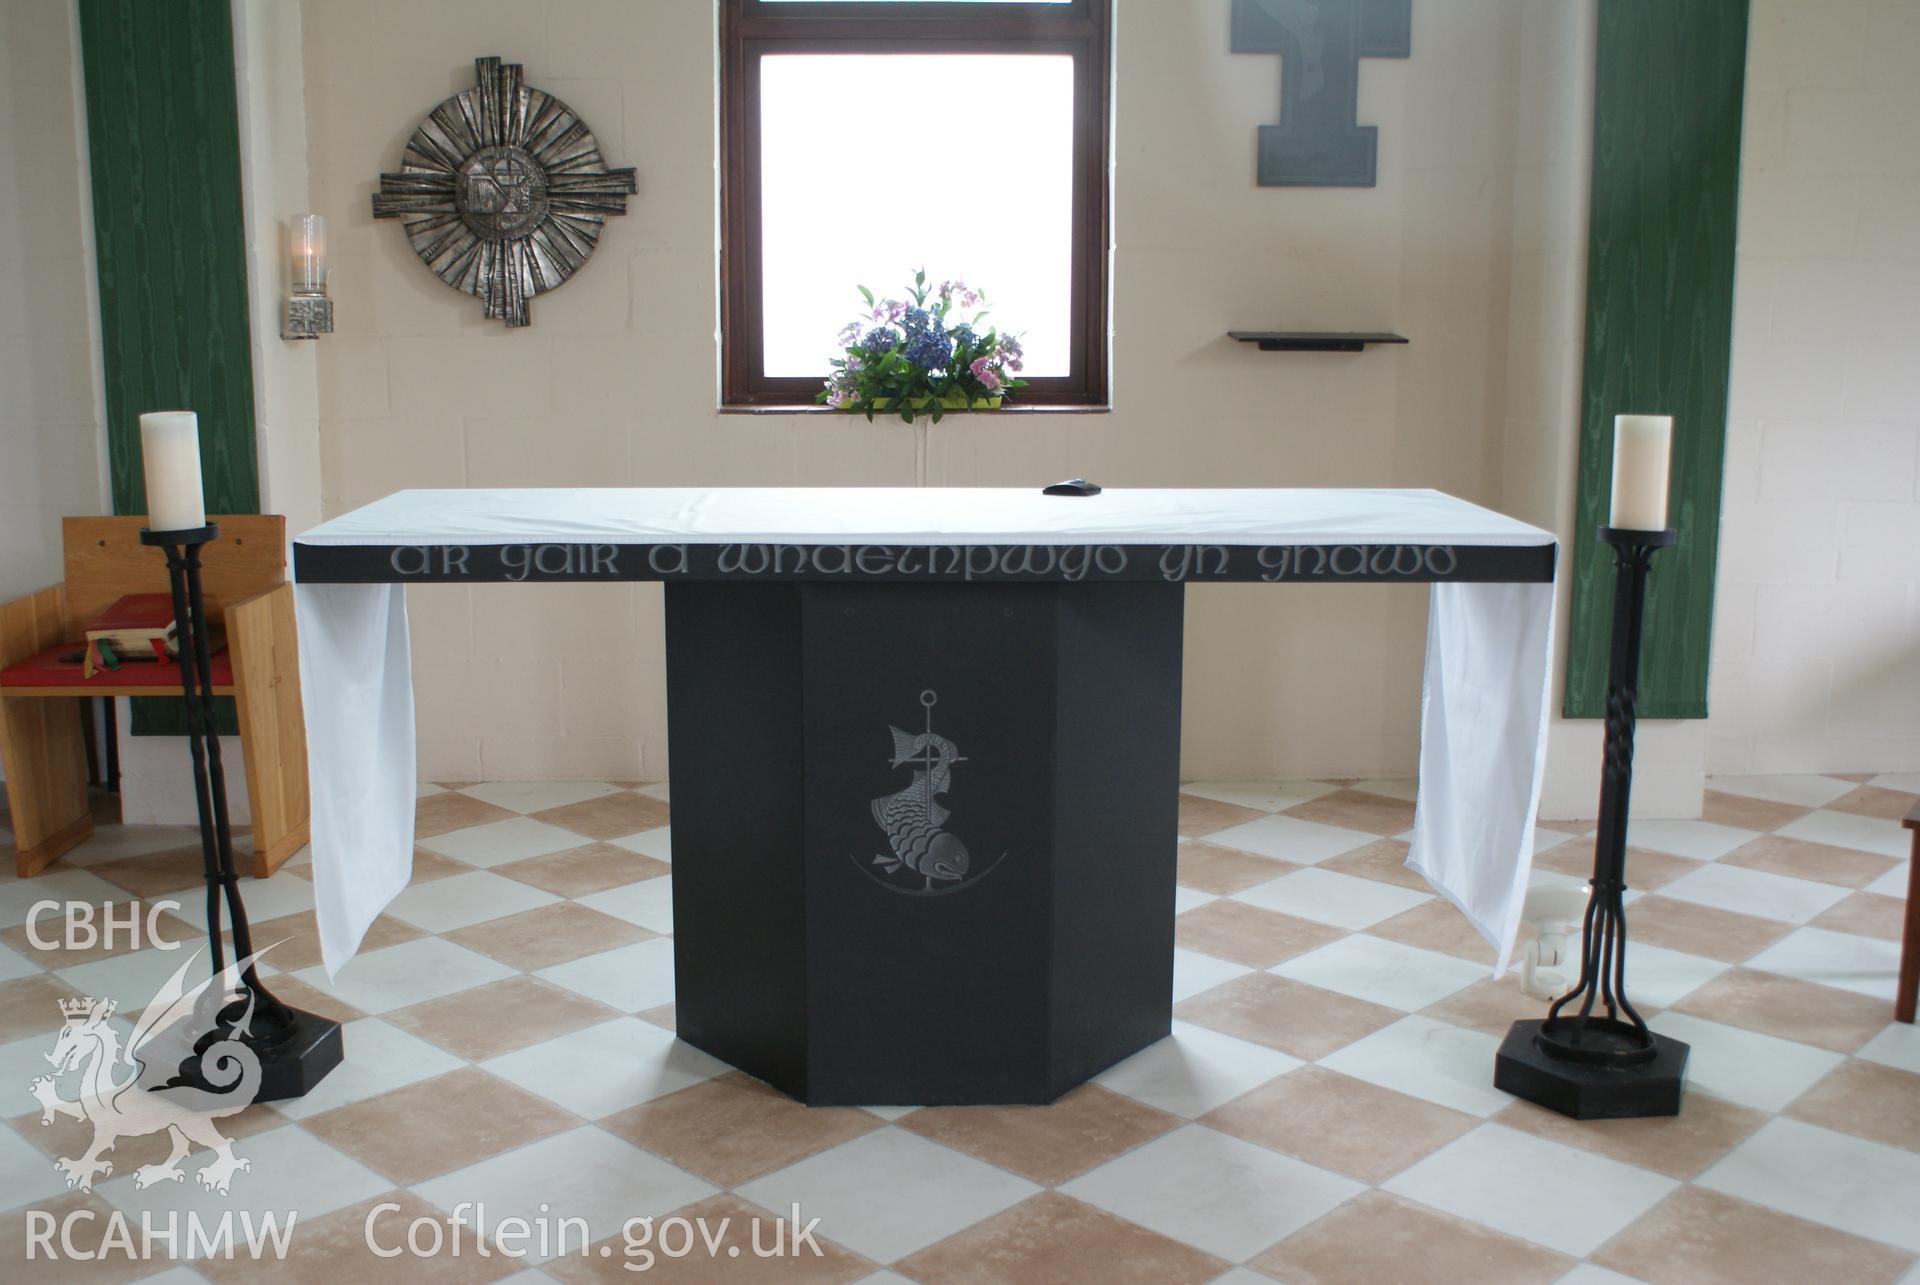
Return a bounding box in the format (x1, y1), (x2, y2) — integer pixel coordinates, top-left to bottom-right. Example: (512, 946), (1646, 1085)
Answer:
(664, 580), (1185, 1105)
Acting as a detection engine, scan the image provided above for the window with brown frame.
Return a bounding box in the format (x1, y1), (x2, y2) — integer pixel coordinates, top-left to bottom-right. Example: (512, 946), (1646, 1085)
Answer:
(720, 0), (1112, 408)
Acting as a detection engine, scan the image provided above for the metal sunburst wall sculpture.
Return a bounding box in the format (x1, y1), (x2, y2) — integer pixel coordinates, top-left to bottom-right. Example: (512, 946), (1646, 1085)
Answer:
(371, 57), (636, 327)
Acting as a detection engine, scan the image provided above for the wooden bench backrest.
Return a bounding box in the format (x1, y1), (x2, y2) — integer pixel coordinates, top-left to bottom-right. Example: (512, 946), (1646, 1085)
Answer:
(61, 515), (286, 635)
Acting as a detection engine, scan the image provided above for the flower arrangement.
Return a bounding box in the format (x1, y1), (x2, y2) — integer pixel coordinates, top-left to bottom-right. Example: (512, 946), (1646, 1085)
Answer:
(818, 269), (1027, 423)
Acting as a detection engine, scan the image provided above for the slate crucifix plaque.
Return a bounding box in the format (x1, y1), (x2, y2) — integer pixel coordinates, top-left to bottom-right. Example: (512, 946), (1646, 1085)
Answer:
(1231, 0), (1413, 187)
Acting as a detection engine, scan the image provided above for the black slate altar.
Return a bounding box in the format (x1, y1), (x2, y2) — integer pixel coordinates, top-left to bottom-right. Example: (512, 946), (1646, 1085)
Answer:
(666, 580), (1183, 1105)
(290, 486), (1559, 1108)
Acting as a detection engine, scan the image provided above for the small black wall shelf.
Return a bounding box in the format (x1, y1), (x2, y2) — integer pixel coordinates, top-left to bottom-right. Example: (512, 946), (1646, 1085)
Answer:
(1228, 332), (1409, 353)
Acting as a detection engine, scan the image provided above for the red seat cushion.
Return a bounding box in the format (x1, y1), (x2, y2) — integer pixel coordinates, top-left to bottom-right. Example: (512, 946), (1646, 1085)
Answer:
(0, 642), (232, 691)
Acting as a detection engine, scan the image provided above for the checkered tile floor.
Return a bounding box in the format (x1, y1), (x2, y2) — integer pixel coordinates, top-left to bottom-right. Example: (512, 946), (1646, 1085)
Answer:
(2, 773), (1916, 1282)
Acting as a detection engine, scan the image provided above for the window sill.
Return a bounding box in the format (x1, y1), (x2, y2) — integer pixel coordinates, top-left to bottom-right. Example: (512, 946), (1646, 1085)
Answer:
(717, 402), (1112, 416)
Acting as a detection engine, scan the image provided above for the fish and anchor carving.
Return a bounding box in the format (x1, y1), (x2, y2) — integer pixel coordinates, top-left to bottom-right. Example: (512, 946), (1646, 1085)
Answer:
(857, 690), (1006, 896)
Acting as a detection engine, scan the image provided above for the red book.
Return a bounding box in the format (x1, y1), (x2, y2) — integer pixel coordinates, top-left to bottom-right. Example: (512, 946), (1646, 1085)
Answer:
(85, 593), (176, 636)
(83, 594), (178, 677)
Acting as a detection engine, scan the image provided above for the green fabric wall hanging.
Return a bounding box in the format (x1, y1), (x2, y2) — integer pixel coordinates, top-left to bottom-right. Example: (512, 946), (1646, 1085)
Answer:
(1564, 0), (1750, 720)
(78, 0), (259, 736)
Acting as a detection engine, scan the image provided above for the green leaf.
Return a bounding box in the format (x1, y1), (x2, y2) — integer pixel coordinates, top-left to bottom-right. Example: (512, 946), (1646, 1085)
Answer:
(858, 284), (874, 306)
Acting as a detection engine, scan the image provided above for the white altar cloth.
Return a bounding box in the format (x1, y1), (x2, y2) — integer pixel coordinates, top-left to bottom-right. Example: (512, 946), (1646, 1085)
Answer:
(293, 487), (1557, 978)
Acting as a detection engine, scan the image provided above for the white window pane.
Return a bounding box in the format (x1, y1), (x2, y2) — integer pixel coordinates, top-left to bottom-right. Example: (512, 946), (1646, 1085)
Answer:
(759, 54), (1075, 378)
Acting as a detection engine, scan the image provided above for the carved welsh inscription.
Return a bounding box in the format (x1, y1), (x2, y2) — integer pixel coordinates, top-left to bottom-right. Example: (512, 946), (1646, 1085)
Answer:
(366, 541), (1474, 584)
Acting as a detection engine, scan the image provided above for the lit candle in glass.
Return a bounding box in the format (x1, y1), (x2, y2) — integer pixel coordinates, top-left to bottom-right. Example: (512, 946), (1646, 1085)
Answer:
(139, 411), (206, 532)
(290, 214), (328, 297)
(1609, 414), (1672, 531)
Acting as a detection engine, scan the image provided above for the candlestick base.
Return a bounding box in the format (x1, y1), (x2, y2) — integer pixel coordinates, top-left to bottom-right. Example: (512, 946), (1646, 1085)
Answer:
(1495, 1019), (1688, 1119)
(255, 1007), (347, 1102)
(169, 1000), (345, 1104)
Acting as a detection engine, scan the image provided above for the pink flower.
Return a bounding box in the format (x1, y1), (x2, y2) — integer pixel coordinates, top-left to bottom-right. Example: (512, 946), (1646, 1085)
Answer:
(969, 356), (1002, 392)
(825, 383), (857, 408)
(939, 280), (981, 310)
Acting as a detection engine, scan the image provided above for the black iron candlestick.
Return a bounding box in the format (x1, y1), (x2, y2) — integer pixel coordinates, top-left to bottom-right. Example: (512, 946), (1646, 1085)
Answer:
(1495, 525), (1690, 1119)
(141, 523), (343, 1101)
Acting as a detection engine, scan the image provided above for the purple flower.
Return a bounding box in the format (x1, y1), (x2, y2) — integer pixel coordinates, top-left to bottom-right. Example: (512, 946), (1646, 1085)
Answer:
(904, 328), (953, 371)
(996, 332), (1024, 373)
(830, 278), (1018, 414)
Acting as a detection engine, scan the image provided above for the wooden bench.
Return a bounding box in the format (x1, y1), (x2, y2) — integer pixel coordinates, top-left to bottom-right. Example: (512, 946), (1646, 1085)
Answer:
(0, 516), (308, 878)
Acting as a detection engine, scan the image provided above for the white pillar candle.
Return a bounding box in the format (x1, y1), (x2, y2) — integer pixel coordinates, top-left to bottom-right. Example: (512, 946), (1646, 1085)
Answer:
(139, 411), (206, 532)
(1609, 414), (1672, 531)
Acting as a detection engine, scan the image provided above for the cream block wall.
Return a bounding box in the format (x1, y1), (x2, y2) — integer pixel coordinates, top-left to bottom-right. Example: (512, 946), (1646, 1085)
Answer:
(300, 0), (1556, 783)
(1493, 0), (1705, 821)
(1711, 0), (1920, 775)
(235, 0), (322, 535)
(0, 0), (106, 603)
(4, 0), (1890, 817)
(296, 0), (1914, 791)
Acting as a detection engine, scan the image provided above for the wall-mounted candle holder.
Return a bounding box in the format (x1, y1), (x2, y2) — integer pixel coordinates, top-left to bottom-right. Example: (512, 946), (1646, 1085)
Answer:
(281, 213), (333, 340)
